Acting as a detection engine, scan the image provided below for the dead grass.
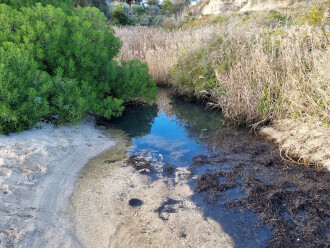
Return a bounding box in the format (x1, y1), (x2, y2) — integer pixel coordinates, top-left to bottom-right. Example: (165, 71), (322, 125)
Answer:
(114, 4), (329, 127)
(114, 25), (219, 85)
(211, 23), (330, 125)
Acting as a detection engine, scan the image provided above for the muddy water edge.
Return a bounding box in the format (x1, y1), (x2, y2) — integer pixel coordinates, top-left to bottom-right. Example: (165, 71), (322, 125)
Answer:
(70, 88), (329, 248)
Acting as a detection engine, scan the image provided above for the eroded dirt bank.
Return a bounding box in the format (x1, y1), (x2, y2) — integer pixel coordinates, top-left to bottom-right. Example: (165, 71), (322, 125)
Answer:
(0, 120), (115, 248)
(259, 119), (330, 170)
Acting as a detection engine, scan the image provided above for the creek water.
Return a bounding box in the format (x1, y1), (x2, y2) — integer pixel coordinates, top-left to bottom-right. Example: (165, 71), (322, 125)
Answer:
(70, 88), (295, 247)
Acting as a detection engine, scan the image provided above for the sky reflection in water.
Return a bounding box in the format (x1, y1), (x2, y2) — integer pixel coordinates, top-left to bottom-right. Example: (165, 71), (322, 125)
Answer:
(109, 89), (222, 167)
(106, 89), (272, 247)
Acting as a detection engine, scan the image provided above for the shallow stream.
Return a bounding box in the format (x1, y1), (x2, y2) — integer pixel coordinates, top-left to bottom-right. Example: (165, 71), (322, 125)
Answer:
(70, 88), (329, 248)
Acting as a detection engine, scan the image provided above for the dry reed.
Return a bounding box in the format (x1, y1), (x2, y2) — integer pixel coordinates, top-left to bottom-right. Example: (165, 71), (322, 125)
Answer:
(114, 7), (329, 125)
(212, 23), (330, 125)
(114, 25), (219, 84)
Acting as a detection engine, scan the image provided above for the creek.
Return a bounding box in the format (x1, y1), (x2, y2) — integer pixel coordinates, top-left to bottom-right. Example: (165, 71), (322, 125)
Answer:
(70, 88), (329, 248)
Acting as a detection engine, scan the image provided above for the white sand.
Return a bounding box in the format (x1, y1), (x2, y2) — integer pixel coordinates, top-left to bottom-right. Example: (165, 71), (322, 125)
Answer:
(0, 119), (115, 248)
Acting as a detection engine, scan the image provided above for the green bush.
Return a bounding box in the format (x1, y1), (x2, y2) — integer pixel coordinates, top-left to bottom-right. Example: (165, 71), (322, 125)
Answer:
(0, 0), (72, 9)
(170, 46), (218, 97)
(161, 0), (174, 16)
(108, 4), (163, 27)
(48, 76), (89, 124)
(112, 60), (157, 102)
(266, 10), (288, 27)
(267, 10), (286, 23)
(0, 43), (51, 133)
(132, 5), (147, 15)
(0, 42), (96, 133)
(111, 5), (130, 25)
(0, 2), (156, 133)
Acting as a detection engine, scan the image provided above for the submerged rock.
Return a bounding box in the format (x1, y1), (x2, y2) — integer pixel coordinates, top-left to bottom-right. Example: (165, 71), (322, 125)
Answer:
(129, 198), (143, 207)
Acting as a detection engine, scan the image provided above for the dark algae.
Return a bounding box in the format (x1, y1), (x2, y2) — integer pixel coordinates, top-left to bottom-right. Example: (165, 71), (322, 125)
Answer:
(157, 198), (182, 221)
(192, 130), (330, 248)
(102, 88), (329, 248)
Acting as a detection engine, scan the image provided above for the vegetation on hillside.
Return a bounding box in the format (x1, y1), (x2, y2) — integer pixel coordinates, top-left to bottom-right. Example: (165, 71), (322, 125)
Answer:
(116, 1), (330, 127)
(107, 3), (164, 26)
(0, 1), (156, 134)
(0, 0), (72, 8)
(73, 0), (109, 16)
(106, 0), (190, 26)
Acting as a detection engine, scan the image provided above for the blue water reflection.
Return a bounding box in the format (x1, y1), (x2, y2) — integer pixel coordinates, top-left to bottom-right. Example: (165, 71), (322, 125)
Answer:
(101, 88), (272, 247)
(131, 111), (209, 167)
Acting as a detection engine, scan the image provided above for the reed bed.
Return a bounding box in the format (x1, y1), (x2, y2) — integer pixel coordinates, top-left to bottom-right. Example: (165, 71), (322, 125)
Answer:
(114, 8), (329, 125)
(114, 25), (219, 84)
(211, 24), (330, 125)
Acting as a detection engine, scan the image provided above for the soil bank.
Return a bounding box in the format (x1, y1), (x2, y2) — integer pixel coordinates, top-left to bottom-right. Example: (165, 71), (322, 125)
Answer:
(259, 119), (330, 170)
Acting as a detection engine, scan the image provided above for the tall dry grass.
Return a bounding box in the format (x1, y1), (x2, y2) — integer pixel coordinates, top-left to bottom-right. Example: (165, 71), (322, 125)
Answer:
(114, 25), (219, 84)
(114, 8), (329, 125)
(210, 24), (330, 125)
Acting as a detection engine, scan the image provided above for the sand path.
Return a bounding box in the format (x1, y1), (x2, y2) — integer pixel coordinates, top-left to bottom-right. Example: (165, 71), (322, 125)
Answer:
(0, 120), (115, 248)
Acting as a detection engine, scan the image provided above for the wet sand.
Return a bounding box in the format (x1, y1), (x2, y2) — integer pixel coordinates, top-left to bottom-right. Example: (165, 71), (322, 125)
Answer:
(70, 130), (234, 248)
(70, 127), (330, 248)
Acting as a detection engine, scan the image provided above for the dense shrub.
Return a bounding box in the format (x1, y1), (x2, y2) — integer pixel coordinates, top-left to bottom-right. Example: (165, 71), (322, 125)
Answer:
(122, 4), (139, 22)
(108, 3), (164, 26)
(112, 60), (157, 102)
(48, 77), (89, 124)
(0, 43), (98, 133)
(171, 46), (218, 97)
(111, 5), (130, 25)
(0, 43), (51, 133)
(0, 2), (156, 133)
(267, 10), (286, 24)
(149, 5), (160, 15)
(0, 0), (72, 9)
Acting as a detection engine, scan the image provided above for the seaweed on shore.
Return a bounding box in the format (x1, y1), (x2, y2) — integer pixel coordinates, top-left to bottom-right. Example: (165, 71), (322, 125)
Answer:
(191, 130), (330, 248)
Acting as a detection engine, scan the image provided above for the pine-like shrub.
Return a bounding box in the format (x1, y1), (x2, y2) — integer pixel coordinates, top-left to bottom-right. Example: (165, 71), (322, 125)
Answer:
(0, 43), (51, 133)
(0, 2), (156, 133)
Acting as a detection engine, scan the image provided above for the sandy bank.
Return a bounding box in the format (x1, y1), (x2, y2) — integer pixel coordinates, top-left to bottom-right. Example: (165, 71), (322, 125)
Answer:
(259, 119), (330, 170)
(0, 119), (115, 248)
